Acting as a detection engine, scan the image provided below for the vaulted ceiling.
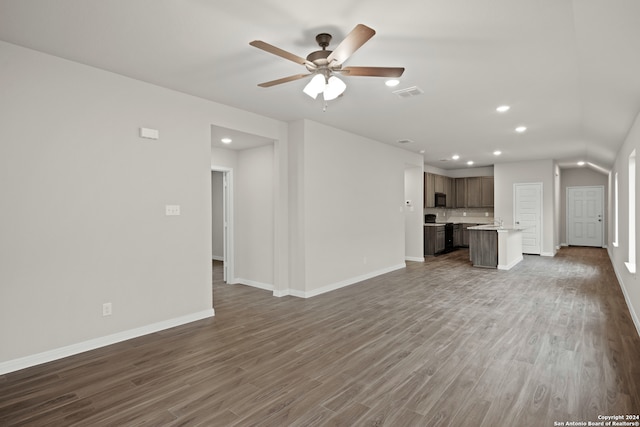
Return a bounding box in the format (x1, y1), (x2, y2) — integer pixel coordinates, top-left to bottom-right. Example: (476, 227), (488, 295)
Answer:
(1, 0), (639, 171)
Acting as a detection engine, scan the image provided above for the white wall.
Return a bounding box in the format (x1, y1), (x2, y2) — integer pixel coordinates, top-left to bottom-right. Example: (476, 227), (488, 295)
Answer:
(494, 159), (557, 256)
(608, 111), (640, 335)
(0, 41), (286, 371)
(211, 171), (224, 260)
(211, 146), (238, 170)
(405, 166), (425, 262)
(235, 144), (274, 289)
(289, 120), (423, 296)
(560, 167), (609, 246)
(424, 165), (494, 177)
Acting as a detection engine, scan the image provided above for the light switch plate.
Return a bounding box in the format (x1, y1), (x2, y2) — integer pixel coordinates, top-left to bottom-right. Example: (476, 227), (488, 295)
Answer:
(140, 127), (159, 140)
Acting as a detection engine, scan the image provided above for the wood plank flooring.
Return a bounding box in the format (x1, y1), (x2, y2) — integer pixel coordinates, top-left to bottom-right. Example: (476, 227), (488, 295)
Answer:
(1, 247), (639, 426)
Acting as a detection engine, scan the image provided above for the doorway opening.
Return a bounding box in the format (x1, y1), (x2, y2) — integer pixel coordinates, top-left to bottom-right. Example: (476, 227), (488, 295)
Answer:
(211, 167), (234, 284)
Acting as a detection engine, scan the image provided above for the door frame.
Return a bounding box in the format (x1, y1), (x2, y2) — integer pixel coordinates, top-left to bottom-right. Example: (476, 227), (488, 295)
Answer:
(566, 185), (604, 247)
(211, 166), (234, 283)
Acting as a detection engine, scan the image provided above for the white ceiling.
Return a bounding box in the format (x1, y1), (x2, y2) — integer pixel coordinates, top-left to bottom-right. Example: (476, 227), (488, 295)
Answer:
(1, 0), (639, 171)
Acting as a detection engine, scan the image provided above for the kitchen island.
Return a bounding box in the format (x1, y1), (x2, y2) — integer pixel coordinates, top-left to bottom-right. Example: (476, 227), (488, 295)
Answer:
(467, 225), (523, 270)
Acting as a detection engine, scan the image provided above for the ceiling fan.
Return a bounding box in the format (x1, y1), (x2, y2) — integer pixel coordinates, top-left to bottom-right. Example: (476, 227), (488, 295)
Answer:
(249, 24), (405, 101)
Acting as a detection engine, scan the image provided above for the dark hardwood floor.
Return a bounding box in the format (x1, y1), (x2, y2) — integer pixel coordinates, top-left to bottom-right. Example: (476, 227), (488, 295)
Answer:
(1, 247), (639, 426)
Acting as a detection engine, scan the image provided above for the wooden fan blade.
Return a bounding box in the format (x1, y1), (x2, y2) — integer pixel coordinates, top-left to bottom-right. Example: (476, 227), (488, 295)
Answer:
(250, 40), (315, 68)
(257, 73), (311, 88)
(340, 66), (405, 77)
(327, 24), (376, 65)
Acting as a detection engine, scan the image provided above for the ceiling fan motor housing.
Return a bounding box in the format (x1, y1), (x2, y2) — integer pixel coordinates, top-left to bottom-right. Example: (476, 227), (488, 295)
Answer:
(306, 33), (335, 72)
(315, 33), (332, 48)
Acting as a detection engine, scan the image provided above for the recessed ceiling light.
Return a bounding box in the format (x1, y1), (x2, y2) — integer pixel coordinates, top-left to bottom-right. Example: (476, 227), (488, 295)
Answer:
(515, 126), (527, 133)
(221, 137), (232, 144)
(493, 150), (502, 156)
(419, 150), (425, 154)
(452, 154), (460, 160)
(496, 105), (510, 113)
(385, 79), (400, 87)
(467, 161), (474, 166)
(577, 161), (585, 166)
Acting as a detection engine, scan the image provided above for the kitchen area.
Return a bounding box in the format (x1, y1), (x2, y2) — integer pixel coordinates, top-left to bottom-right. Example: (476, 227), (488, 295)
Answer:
(423, 171), (523, 270)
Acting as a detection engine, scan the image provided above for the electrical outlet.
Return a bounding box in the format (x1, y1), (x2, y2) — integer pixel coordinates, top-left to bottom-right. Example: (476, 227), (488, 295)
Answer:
(165, 205), (181, 216)
(102, 302), (112, 317)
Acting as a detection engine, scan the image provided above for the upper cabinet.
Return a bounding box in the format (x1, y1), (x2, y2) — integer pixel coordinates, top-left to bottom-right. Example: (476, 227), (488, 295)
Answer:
(424, 173), (436, 208)
(480, 176), (494, 207)
(462, 176), (494, 207)
(466, 177), (482, 207)
(425, 173), (494, 208)
(434, 174), (445, 194)
(455, 178), (467, 208)
(424, 173), (454, 208)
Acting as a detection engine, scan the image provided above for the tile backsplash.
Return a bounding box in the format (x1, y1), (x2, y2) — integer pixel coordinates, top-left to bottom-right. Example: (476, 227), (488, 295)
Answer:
(424, 207), (494, 223)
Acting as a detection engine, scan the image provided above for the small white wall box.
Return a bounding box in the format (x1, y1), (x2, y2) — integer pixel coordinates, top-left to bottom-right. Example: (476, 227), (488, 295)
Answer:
(140, 127), (159, 140)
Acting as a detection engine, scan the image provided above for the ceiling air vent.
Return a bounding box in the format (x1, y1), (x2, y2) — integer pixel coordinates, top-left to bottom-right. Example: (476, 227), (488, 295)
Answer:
(397, 139), (413, 144)
(393, 86), (424, 98)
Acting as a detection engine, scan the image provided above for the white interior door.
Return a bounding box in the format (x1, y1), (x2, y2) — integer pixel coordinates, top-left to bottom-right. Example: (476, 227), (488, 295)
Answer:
(212, 167), (234, 284)
(222, 172), (228, 281)
(567, 186), (603, 247)
(514, 183), (542, 255)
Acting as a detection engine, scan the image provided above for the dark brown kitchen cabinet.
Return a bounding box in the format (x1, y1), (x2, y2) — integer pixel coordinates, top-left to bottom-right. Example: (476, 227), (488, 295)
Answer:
(453, 223), (461, 247)
(461, 223), (479, 247)
(481, 176), (494, 207)
(424, 173), (435, 208)
(455, 178), (466, 208)
(436, 228), (445, 252)
(425, 173), (492, 208)
(469, 228), (498, 268)
(466, 177), (482, 207)
(445, 177), (455, 208)
(434, 174), (445, 194)
(424, 225), (445, 255)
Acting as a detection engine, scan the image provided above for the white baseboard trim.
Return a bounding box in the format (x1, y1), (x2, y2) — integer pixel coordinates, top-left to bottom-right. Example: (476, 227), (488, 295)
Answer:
(0, 308), (215, 375)
(405, 256), (425, 262)
(609, 253), (640, 338)
(498, 255), (523, 270)
(212, 255), (224, 261)
(541, 251), (556, 257)
(280, 263), (407, 299)
(273, 289), (291, 298)
(235, 278), (274, 292)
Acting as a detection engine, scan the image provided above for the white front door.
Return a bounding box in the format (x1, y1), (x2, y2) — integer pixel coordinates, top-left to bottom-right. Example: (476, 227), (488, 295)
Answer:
(514, 183), (542, 255)
(567, 186), (603, 247)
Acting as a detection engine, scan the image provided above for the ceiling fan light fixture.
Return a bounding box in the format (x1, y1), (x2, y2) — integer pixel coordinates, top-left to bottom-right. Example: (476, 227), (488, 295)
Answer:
(303, 74), (326, 99)
(323, 76), (346, 101)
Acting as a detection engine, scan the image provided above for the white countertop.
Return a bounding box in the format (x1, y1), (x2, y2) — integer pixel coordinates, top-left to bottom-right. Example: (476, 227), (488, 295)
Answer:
(468, 224), (526, 232)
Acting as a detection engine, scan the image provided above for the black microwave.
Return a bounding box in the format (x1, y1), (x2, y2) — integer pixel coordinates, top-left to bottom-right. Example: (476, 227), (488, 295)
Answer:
(435, 192), (446, 207)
